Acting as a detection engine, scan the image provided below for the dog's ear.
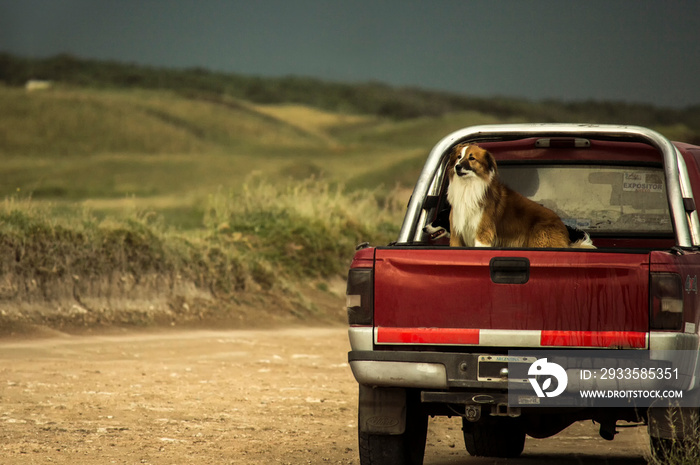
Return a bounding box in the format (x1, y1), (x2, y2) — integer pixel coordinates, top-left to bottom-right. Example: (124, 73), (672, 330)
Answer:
(484, 149), (498, 174)
(447, 144), (462, 169)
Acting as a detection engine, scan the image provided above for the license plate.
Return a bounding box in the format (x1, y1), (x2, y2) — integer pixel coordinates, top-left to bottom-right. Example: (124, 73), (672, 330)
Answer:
(477, 355), (536, 382)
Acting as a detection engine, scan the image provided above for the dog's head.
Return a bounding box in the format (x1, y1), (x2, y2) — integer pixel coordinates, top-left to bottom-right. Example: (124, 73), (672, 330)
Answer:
(447, 144), (496, 182)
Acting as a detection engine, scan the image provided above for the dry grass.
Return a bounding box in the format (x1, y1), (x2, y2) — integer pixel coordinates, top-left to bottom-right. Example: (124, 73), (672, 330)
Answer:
(0, 85), (320, 157)
(205, 176), (405, 277)
(251, 103), (373, 144)
(0, 175), (405, 329)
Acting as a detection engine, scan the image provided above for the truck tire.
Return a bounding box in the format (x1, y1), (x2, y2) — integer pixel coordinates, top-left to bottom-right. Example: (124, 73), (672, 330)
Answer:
(358, 393), (428, 465)
(462, 416), (525, 458)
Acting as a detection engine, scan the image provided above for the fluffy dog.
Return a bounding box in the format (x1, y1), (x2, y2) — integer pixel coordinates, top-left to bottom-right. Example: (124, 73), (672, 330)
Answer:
(446, 143), (592, 248)
(424, 209), (592, 247)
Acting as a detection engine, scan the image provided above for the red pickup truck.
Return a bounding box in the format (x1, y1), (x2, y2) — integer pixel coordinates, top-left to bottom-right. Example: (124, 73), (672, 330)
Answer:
(347, 124), (700, 464)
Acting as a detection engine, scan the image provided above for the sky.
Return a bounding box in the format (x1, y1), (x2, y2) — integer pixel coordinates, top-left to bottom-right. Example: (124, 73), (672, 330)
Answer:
(2, 0), (699, 108)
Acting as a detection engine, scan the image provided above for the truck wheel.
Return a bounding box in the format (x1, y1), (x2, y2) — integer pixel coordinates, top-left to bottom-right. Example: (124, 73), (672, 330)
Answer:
(358, 394), (428, 465)
(462, 416), (525, 458)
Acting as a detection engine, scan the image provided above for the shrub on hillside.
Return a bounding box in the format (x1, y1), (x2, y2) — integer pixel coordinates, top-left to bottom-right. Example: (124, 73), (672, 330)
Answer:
(205, 177), (403, 278)
(0, 180), (404, 308)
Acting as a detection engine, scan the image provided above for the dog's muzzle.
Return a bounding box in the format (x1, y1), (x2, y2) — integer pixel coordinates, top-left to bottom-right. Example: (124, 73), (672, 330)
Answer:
(423, 225), (448, 240)
(455, 164), (471, 177)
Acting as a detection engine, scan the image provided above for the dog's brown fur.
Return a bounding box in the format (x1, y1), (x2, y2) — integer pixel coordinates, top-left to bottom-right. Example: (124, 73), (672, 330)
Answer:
(446, 143), (572, 248)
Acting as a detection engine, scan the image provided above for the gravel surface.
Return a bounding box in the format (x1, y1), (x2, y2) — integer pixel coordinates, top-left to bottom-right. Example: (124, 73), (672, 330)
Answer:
(0, 326), (651, 464)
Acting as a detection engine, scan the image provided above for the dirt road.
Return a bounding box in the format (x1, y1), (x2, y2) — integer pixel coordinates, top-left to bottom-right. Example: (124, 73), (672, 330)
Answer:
(0, 326), (651, 464)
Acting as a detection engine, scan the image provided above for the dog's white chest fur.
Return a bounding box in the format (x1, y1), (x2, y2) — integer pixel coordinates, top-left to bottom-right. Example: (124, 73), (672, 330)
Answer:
(447, 175), (490, 247)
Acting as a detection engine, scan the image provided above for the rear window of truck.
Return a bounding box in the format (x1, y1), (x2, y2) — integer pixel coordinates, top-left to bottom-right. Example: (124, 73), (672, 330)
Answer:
(499, 165), (672, 234)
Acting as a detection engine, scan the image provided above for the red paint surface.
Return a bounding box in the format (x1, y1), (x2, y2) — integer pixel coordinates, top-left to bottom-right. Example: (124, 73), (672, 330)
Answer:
(375, 327), (648, 348)
(376, 327), (480, 345)
(540, 330), (647, 348)
(373, 248), (650, 333)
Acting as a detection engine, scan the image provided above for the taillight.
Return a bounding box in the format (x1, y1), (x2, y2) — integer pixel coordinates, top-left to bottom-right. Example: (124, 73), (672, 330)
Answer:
(650, 273), (683, 330)
(347, 268), (373, 325)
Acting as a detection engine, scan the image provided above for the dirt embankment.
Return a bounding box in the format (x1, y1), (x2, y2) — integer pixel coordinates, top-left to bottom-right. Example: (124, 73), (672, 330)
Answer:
(0, 265), (348, 337)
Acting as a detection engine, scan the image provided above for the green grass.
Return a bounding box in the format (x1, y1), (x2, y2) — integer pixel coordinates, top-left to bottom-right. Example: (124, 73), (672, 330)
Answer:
(0, 85), (426, 206)
(2, 76), (699, 328)
(0, 176), (403, 328)
(332, 110), (508, 148)
(3, 83), (696, 204)
(204, 177), (403, 277)
(0, 85), (320, 156)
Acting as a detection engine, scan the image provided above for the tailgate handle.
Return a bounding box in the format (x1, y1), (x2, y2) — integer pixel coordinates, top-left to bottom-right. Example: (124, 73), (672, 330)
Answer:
(490, 257), (530, 284)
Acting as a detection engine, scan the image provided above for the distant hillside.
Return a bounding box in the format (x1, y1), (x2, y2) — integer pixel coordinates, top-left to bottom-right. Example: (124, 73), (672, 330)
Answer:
(4, 53), (700, 330)
(3, 52), (700, 205)
(0, 85), (325, 156)
(1, 53), (699, 143)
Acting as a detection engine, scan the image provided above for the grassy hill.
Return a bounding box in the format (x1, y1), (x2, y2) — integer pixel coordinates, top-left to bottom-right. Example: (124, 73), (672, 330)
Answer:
(2, 53), (700, 331)
(3, 53), (700, 205)
(0, 78), (418, 329)
(4, 53), (700, 130)
(3, 82), (697, 202)
(0, 82), (509, 205)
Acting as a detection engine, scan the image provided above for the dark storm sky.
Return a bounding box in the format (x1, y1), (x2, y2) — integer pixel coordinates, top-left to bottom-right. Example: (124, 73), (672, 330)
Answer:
(2, 0), (699, 107)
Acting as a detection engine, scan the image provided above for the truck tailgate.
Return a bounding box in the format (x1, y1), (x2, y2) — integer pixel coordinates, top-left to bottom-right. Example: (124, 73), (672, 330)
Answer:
(373, 248), (650, 348)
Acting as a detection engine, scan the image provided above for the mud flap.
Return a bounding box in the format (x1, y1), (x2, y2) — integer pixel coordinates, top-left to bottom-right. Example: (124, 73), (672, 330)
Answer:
(358, 385), (406, 435)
